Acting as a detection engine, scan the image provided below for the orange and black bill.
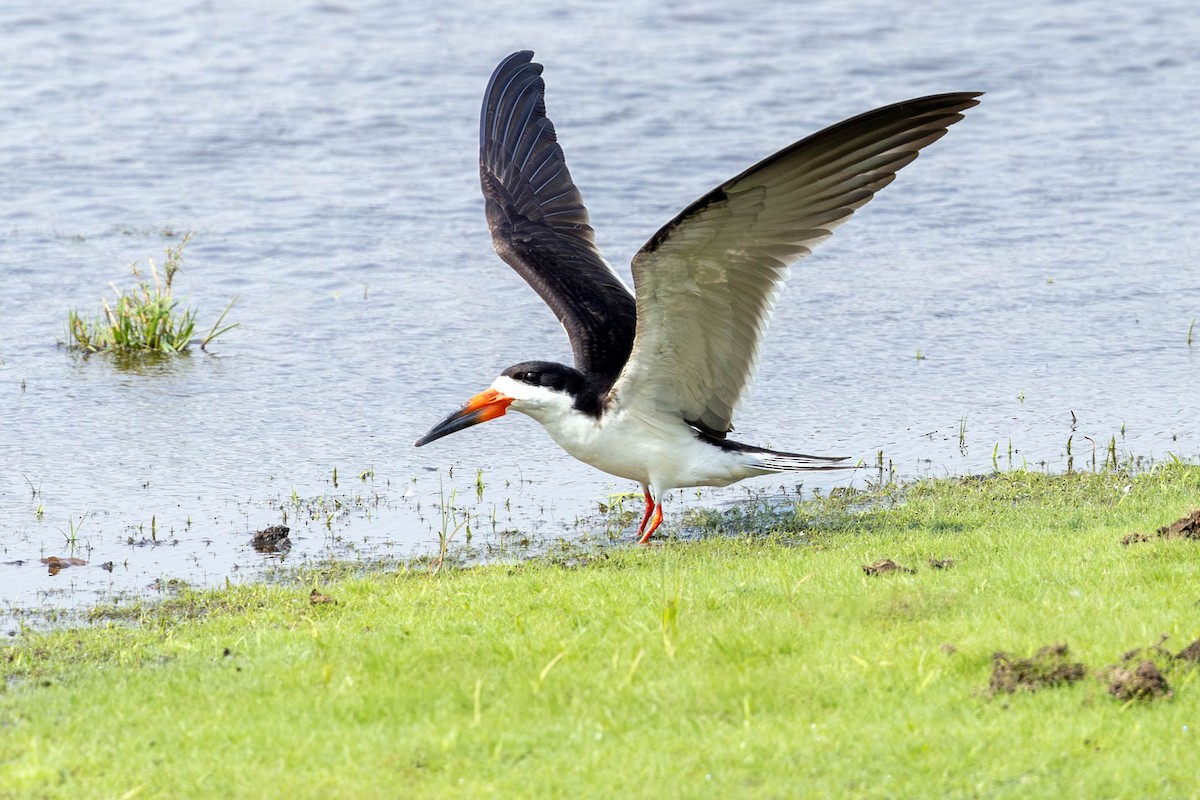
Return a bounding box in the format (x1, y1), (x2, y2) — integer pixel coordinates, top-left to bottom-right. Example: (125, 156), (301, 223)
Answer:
(414, 389), (514, 447)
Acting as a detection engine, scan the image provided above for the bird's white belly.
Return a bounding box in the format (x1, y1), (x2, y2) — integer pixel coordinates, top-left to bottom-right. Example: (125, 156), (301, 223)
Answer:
(534, 406), (760, 491)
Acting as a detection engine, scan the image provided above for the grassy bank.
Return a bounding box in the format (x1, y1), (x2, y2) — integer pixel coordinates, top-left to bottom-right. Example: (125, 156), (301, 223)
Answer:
(3, 464), (1200, 798)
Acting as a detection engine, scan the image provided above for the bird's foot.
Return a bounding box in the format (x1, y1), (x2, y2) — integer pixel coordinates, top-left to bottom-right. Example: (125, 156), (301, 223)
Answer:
(637, 500), (663, 545)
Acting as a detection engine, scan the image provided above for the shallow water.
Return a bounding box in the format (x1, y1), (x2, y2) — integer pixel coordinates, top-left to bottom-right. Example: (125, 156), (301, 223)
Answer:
(2, 0), (1198, 621)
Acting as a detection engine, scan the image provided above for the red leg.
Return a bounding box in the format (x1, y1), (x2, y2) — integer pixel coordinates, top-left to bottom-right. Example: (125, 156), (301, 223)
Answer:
(637, 500), (663, 545)
(633, 487), (654, 540)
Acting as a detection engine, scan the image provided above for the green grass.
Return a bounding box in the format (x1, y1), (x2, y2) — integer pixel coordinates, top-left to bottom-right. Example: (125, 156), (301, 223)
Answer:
(3, 464), (1200, 798)
(64, 234), (238, 354)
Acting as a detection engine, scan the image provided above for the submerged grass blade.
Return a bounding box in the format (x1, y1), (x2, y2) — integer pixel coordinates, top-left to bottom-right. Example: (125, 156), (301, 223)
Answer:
(201, 293), (240, 350)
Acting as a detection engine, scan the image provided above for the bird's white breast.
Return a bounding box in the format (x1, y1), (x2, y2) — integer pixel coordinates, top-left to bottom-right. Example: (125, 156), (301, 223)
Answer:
(496, 376), (764, 492)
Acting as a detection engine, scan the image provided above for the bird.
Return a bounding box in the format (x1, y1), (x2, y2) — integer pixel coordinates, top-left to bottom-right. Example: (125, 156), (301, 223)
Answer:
(416, 50), (980, 544)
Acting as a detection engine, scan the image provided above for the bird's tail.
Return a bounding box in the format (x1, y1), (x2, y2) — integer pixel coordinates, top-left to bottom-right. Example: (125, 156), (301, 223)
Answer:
(711, 436), (856, 472)
(750, 447), (854, 472)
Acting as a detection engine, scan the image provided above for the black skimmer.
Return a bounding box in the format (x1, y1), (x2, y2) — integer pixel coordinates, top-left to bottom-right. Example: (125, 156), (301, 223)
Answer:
(416, 51), (980, 544)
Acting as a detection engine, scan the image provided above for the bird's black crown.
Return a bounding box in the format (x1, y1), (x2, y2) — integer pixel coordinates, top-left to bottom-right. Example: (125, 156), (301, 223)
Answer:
(502, 361), (586, 393)
(501, 361), (605, 416)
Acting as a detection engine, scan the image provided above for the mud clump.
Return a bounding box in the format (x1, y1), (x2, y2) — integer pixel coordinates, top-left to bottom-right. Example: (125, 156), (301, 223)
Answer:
(1175, 637), (1200, 663)
(252, 525), (291, 553)
(927, 557), (956, 569)
(862, 558), (915, 575)
(309, 589), (336, 605)
(1105, 660), (1171, 701)
(989, 644), (1087, 695)
(987, 636), (1199, 702)
(1159, 510), (1200, 539)
(1100, 635), (1178, 702)
(1122, 509), (1200, 545)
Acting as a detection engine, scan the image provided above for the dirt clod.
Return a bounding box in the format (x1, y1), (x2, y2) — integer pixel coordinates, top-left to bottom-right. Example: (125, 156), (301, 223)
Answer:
(1159, 510), (1200, 539)
(1105, 660), (1171, 701)
(252, 525), (291, 553)
(928, 557), (956, 569)
(1122, 509), (1200, 545)
(310, 589), (336, 605)
(1100, 635), (1176, 702)
(1175, 638), (1200, 663)
(862, 558), (915, 575)
(989, 644), (1087, 694)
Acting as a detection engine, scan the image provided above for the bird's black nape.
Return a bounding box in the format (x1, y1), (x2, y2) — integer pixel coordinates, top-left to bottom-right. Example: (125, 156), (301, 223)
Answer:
(501, 361), (605, 416)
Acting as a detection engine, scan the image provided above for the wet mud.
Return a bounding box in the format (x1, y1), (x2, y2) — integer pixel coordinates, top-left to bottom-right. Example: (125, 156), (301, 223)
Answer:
(39, 557), (87, 576)
(251, 525), (291, 553)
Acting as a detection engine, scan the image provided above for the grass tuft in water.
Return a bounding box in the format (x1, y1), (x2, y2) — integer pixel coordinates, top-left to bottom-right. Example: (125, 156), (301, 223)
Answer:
(64, 234), (238, 355)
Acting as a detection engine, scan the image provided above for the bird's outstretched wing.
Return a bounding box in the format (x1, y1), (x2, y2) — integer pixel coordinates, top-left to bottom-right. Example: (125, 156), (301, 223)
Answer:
(610, 92), (981, 437)
(480, 51), (637, 388)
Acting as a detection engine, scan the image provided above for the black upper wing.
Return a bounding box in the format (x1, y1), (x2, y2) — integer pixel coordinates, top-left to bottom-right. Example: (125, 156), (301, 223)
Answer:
(479, 51), (637, 387)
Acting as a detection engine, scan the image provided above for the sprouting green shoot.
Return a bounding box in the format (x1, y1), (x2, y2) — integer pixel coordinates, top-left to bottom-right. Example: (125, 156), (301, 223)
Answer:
(433, 481), (467, 576)
(63, 512), (88, 550)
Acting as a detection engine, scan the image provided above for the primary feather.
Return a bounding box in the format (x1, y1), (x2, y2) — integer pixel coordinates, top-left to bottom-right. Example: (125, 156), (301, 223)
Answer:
(611, 92), (982, 437)
(479, 51), (636, 391)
